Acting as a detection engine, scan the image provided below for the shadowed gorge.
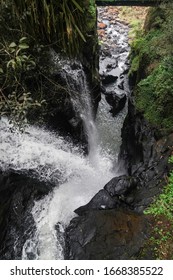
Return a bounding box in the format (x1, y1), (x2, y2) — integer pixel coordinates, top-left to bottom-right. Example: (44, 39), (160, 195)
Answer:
(0, 0), (173, 260)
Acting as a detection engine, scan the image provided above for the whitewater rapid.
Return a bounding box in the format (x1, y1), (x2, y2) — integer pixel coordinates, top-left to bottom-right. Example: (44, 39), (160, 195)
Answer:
(0, 9), (130, 259)
(0, 115), (117, 259)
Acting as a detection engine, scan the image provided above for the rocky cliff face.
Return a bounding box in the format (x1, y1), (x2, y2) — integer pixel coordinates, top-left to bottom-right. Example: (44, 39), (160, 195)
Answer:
(65, 6), (173, 260)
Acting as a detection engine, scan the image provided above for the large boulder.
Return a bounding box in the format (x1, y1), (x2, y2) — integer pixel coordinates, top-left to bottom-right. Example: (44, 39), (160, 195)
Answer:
(75, 189), (119, 215)
(105, 92), (127, 116)
(104, 175), (137, 196)
(65, 209), (152, 260)
(101, 74), (118, 85)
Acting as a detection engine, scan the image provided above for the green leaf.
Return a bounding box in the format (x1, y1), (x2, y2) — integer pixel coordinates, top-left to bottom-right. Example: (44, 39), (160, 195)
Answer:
(9, 48), (16, 54)
(16, 56), (22, 67)
(19, 37), (27, 43)
(71, 0), (84, 13)
(0, 67), (3, 74)
(29, 60), (36, 67)
(74, 24), (86, 42)
(9, 42), (17, 48)
(19, 43), (29, 49)
(7, 59), (16, 69)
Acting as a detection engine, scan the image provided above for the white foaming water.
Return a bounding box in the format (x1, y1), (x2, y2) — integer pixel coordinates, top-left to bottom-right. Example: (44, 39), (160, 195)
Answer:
(0, 57), (116, 259)
(52, 54), (100, 166)
(0, 117), (115, 259)
(0, 17), (130, 258)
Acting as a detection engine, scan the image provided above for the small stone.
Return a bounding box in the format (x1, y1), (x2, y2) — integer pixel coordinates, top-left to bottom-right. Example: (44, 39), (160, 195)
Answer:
(98, 22), (107, 29)
(97, 30), (105, 38)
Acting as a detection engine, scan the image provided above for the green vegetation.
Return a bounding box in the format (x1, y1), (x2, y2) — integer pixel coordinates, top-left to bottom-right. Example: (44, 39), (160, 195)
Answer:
(145, 156), (173, 220)
(0, 35), (45, 125)
(0, 0), (98, 125)
(129, 3), (173, 133)
(1, 0), (92, 56)
(143, 156), (173, 259)
(130, 3), (173, 258)
(117, 6), (149, 41)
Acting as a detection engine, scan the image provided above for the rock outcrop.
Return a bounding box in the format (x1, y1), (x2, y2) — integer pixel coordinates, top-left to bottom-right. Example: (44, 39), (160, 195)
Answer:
(0, 170), (53, 259)
(65, 209), (152, 260)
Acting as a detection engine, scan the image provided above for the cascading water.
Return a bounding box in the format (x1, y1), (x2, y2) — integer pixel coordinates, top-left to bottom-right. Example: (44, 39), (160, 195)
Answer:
(0, 64), (116, 260)
(60, 59), (100, 165)
(0, 9), (130, 259)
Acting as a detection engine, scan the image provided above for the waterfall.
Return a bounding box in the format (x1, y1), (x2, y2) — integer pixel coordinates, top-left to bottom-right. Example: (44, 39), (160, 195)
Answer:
(53, 56), (100, 165)
(0, 116), (115, 260)
(0, 64), (116, 260)
(0, 13), (130, 259)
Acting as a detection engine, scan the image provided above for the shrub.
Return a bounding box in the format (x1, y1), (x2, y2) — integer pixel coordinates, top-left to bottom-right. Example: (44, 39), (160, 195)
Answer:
(0, 37), (44, 125)
(144, 156), (173, 221)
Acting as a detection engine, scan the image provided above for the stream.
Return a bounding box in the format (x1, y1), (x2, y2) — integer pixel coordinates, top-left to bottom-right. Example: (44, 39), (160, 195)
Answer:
(0, 7), (131, 260)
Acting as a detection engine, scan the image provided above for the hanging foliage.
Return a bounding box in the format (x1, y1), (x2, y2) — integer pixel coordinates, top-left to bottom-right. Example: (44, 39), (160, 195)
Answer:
(1, 0), (91, 56)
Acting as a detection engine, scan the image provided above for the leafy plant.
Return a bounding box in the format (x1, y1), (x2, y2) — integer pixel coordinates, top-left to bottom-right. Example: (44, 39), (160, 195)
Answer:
(3, 37), (35, 71)
(0, 37), (44, 126)
(5, 0), (89, 56)
(144, 156), (173, 221)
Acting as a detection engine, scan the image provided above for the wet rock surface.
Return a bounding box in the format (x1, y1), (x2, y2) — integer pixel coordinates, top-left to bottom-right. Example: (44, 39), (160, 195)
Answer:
(65, 99), (172, 259)
(65, 99), (172, 260)
(0, 170), (53, 259)
(41, 53), (100, 147)
(65, 209), (152, 260)
(75, 190), (119, 215)
(119, 99), (173, 212)
(104, 175), (137, 196)
(98, 7), (130, 117)
(65, 7), (173, 260)
(105, 92), (127, 116)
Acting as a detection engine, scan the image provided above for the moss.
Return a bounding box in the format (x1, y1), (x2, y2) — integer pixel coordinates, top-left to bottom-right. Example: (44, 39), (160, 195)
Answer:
(144, 6), (166, 31)
(129, 3), (173, 133)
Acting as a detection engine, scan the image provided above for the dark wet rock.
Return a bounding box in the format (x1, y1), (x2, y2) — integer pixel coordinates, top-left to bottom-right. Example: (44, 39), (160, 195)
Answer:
(105, 93), (127, 116)
(65, 209), (152, 260)
(106, 63), (114, 70)
(101, 49), (112, 58)
(119, 100), (156, 174)
(120, 47), (128, 54)
(102, 74), (118, 85)
(100, 85), (106, 94)
(118, 80), (124, 90)
(128, 144), (173, 212)
(0, 170), (53, 259)
(44, 58), (100, 146)
(104, 175), (137, 196)
(75, 190), (119, 215)
(118, 99), (173, 212)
